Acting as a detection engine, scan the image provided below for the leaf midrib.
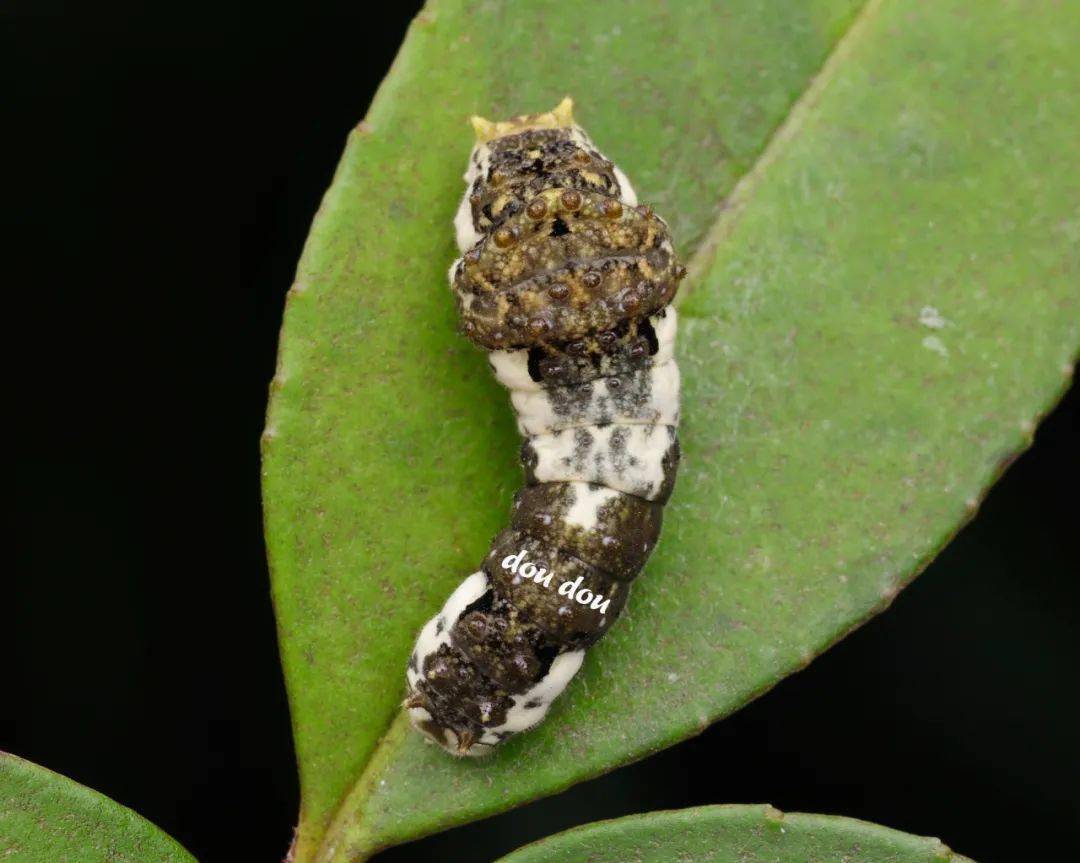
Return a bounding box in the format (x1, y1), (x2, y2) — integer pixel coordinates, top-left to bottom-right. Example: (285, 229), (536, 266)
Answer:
(681, 0), (884, 301)
(309, 1), (882, 860)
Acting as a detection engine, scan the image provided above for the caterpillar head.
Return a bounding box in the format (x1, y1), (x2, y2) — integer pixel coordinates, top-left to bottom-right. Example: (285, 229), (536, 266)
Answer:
(402, 567), (591, 756)
(402, 571), (500, 757)
(402, 688), (494, 757)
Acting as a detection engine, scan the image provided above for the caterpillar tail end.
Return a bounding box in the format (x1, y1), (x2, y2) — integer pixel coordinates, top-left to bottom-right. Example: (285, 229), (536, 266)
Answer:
(471, 96), (574, 143)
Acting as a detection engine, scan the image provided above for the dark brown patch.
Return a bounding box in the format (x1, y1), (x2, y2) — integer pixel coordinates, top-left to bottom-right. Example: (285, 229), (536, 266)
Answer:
(512, 482), (663, 581)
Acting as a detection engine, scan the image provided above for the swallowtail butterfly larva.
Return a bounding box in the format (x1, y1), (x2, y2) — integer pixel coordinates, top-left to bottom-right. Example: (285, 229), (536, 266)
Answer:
(404, 98), (684, 755)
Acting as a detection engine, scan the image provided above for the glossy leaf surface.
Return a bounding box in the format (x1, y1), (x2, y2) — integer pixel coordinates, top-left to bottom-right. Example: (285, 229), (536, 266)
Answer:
(262, 0), (1079, 859)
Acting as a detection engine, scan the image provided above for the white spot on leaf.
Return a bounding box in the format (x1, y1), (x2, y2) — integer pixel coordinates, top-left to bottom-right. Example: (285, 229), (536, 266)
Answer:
(922, 335), (949, 358)
(918, 305), (949, 329)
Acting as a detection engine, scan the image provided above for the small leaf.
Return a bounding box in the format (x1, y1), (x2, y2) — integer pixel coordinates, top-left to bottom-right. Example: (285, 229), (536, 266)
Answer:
(262, 0), (1078, 860)
(496, 805), (974, 863)
(0, 752), (197, 863)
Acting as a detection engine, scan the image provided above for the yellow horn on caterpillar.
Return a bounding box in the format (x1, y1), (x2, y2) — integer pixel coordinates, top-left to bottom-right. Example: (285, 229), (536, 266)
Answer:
(470, 96), (575, 143)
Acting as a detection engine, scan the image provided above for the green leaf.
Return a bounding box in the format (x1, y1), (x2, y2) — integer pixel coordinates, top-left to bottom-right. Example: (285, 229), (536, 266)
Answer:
(0, 753), (197, 863)
(496, 805), (974, 863)
(262, 0), (1079, 860)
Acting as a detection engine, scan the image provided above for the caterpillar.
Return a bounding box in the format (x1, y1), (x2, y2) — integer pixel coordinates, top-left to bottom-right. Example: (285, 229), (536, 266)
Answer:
(403, 98), (684, 755)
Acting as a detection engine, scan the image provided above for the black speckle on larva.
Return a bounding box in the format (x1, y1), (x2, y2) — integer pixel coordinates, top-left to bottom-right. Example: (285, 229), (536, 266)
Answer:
(520, 440), (540, 483)
(571, 428), (595, 469)
(406, 104), (682, 756)
(655, 436), (681, 504)
(608, 425), (630, 458)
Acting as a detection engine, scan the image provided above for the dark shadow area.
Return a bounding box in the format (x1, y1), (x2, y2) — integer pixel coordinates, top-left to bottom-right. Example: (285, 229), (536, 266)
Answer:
(5, 4), (1077, 863)
(5, 4), (421, 861)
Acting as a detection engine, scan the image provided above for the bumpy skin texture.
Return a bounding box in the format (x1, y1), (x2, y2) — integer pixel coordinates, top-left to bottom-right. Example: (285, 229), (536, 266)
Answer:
(404, 101), (684, 755)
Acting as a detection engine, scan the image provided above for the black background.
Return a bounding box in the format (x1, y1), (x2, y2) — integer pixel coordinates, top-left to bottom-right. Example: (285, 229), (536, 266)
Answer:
(5, 5), (1078, 862)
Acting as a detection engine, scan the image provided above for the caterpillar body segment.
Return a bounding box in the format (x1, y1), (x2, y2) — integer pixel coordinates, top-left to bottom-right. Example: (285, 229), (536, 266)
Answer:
(405, 98), (684, 755)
